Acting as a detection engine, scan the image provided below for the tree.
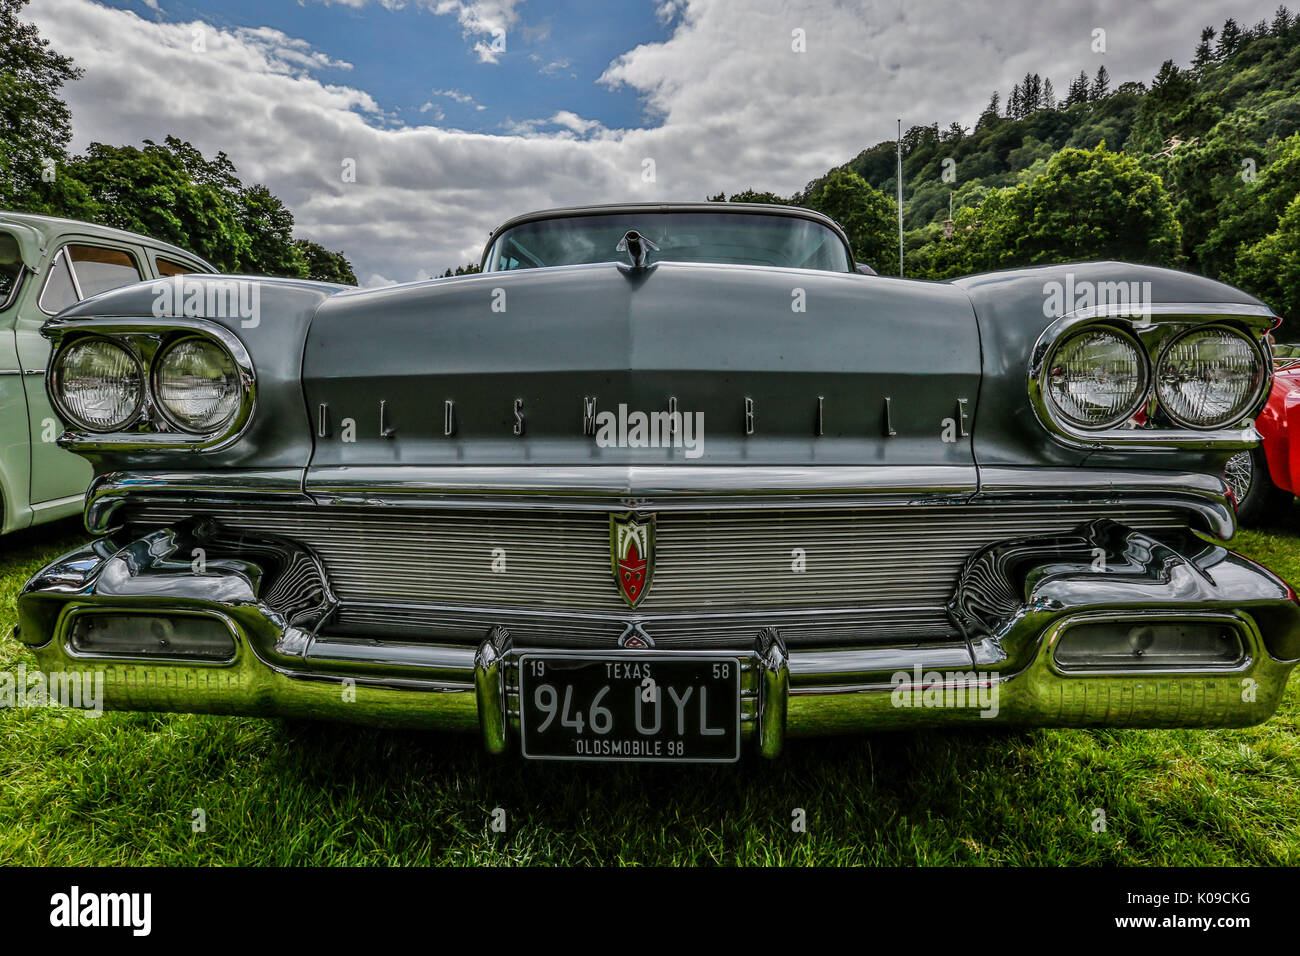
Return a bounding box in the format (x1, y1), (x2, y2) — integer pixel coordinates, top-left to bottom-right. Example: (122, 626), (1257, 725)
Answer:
(1233, 194), (1300, 321)
(0, 0), (81, 208)
(976, 91), (1000, 129)
(1090, 65), (1111, 101)
(1007, 85), (1023, 119)
(297, 240), (357, 285)
(1200, 133), (1300, 277)
(236, 183), (306, 277)
(1027, 73), (1043, 113)
(802, 168), (897, 269)
(55, 141), (246, 269)
(1271, 6), (1293, 36)
(1043, 78), (1056, 110)
(36, 137), (356, 281)
(1216, 18), (1244, 58)
(1193, 26), (1217, 69)
(1127, 60), (1193, 154)
(971, 144), (1181, 268)
(708, 189), (788, 204)
(438, 263), (481, 278)
(1065, 70), (1090, 107)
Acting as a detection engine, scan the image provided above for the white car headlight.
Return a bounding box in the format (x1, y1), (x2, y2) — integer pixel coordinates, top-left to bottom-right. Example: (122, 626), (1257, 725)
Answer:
(1046, 326), (1149, 429)
(152, 336), (241, 433)
(1156, 327), (1265, 429)
(53, 337), (144, 432)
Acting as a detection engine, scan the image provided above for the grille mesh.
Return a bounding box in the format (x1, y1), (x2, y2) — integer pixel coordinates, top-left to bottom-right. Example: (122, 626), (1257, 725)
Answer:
(124, 501), (1189, 647)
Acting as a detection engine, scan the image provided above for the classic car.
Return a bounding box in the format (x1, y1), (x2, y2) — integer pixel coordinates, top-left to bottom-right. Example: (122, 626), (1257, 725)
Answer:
(0, 212), (214, 534)
(1223, 348), (1300, 524)
(14, 202), (1300, 763)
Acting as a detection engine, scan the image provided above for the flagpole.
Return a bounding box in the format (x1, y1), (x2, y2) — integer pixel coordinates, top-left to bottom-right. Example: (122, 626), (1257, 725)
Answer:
(897, 118), (904, 277)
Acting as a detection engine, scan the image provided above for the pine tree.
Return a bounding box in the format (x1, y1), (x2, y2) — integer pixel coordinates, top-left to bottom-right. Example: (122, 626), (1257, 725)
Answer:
(1193, 26), (1216, 68)
(1043, 77), (1056, 109)
(1150, 59), (1181, 93)
(976, 91), (1000, 129)
(1007, 85), (1023, 119)
(1271, 5), (1292, 36)
(1065, 70), (1090, 106)
(1216, 18), (1243, 57)
(1091, 65), (1110, 100)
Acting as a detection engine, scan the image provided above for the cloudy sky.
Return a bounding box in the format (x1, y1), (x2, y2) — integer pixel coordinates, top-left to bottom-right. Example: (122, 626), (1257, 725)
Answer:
(24, 0), (1285, 284)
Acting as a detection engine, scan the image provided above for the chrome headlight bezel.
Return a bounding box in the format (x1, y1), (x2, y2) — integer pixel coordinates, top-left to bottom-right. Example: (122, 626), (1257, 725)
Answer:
(1154, 324), (1269, 431)
(48, 334), (146, 434)
(43, 318), (256, 451)
(1028, 303), (1275, 452)
(150, 334), (243, 435)
(1043, 324), (1150, 431)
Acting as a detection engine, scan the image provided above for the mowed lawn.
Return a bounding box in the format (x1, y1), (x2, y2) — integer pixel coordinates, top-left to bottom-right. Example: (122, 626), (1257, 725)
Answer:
(0, 515), (1297, 867)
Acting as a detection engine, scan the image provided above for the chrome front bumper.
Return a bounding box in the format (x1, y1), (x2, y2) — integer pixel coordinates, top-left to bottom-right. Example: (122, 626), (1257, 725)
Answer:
(15, 518), (1300, 757)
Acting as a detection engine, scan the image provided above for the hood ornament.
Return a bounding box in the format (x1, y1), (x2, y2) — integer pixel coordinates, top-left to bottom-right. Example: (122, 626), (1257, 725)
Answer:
(616, 229), (658, 270)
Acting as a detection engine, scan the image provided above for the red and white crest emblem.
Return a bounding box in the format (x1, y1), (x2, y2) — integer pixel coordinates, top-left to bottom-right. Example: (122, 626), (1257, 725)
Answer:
(610, 513), (655, 607)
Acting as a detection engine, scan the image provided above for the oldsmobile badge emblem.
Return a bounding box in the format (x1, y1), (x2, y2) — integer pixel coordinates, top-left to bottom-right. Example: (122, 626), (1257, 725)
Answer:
(610, 513), (655, 607)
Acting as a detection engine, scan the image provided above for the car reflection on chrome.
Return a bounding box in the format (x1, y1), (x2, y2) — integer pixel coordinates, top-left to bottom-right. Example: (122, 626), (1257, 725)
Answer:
(14, 202), (1300, 763)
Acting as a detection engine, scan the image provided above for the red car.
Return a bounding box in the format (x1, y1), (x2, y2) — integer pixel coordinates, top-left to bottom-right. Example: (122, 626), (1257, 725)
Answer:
(1229, 349), (1300, 523)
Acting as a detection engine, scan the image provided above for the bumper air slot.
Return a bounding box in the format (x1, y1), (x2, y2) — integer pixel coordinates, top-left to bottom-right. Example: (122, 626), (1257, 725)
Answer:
(67, 611), (238, 663)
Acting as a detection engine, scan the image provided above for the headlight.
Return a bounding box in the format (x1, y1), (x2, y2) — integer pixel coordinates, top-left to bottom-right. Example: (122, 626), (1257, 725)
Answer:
(1045, 326), (1149, 429)
(1156, 327), (1265, 429)
(152, 336), (241, 433)
(53, 337), (143, 432)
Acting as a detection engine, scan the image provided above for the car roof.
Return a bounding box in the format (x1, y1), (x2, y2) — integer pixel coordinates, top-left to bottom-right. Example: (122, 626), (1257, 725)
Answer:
(482, 202), (855, 264)
(0, 210), (215, 270)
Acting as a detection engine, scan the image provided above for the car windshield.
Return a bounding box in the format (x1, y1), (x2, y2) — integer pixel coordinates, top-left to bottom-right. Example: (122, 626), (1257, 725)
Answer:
(484, 212), (852, 273)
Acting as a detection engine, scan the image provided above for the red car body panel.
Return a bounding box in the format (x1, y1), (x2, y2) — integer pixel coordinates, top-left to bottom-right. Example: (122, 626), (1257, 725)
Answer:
(1257, 364), (1300, 496)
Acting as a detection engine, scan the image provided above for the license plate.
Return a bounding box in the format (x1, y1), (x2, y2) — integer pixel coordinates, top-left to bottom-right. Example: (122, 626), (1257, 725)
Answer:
(517, 654), (742, 763)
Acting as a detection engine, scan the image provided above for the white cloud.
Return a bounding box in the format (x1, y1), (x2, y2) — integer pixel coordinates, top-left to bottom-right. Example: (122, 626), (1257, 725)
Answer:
(24, 0), (1289, 283)
(430, 87), (477, 105)
(429, 1), (525, 63)
(506, 111), (610, 139)
(529, 53), (572, 76)
(233, 26), (354, 73)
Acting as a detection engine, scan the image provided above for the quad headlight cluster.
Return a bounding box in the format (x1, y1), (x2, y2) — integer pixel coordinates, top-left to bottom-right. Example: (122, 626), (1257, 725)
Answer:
(1044, 324), (1267, 432)
(51, 333), (244, 438)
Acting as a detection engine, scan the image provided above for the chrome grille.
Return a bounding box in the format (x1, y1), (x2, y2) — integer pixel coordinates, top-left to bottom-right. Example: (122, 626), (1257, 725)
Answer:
(124, 501), (1189, 647)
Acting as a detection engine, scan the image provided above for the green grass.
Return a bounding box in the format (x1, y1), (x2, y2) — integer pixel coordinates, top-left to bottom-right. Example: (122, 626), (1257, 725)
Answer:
(1, 516), (1297, 866)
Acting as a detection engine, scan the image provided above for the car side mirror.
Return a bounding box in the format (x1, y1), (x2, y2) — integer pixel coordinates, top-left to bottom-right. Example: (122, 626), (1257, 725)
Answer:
(855, 262), (877, 276)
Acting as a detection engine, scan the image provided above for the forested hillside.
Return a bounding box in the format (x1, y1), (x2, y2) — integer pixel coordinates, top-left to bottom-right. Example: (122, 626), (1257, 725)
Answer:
(716, 9), (1300, 322)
